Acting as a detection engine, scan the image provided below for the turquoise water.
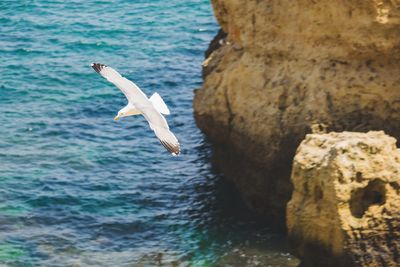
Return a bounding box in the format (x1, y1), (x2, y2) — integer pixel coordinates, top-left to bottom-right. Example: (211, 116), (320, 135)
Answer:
(0, 1), (296, 266)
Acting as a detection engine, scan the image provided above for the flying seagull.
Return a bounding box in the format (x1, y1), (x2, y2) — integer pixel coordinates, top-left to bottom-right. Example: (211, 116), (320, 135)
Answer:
(91, 63), (180, 156)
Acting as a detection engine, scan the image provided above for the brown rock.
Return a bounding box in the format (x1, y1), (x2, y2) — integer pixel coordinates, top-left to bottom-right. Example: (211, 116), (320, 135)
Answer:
(287, 131), (400, 267)
(194, 0), (400, 223)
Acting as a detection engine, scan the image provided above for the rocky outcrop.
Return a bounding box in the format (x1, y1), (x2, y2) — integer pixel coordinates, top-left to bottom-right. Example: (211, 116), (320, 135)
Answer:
(194, 0), (400, 222)
(287, 131), (400, 267)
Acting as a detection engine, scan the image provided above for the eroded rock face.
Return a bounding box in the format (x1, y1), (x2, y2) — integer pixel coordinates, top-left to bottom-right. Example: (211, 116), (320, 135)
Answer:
(194, 0), (400, 222)
(287, 131), (400, 267)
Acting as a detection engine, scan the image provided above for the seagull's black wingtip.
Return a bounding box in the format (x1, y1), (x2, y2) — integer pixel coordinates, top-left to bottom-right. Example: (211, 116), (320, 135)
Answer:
(160, 140), (180, 156)
(91, 63), (106, 73)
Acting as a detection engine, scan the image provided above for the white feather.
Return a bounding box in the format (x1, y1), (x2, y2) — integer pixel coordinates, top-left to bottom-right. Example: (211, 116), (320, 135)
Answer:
(149, 92), (170, 115)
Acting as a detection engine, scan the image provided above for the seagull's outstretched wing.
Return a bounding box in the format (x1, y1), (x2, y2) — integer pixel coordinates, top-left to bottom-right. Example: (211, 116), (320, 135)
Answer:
(91, 63), (180, 155)
(141, 106), (181, 156)
(91, 63), (147, 104)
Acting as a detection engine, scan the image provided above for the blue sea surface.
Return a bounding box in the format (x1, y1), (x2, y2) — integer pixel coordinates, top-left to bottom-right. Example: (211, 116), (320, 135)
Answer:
(0, 0), (295, 266)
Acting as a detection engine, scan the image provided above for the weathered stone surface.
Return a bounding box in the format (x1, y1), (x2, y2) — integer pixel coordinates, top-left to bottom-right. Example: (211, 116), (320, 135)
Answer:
(287, 131), (400, 267)
(194, 0), (400, 222)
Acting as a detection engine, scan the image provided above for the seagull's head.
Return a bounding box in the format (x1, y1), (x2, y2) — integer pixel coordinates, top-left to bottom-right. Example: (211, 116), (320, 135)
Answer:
(114, 110), (128, 121)
(114, 106), (139, 121)
(114, 112), (122, 121)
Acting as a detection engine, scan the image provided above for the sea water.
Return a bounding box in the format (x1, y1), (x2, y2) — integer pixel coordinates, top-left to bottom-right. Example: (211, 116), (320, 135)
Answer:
(0, 0), (296, 266)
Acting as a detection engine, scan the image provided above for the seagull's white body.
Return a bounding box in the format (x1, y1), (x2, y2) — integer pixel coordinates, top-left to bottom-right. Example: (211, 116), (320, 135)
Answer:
(91, 63), (180, 155)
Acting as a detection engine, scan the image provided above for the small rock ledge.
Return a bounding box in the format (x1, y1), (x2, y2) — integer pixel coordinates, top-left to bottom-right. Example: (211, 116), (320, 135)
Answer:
(287, 131), (400, 267)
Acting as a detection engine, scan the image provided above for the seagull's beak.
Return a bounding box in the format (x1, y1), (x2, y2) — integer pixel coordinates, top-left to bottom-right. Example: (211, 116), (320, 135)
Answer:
(114, 115), (120, 121)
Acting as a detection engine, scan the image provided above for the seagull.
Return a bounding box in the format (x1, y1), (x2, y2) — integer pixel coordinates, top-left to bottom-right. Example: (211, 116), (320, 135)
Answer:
(91, 63), (180, 156)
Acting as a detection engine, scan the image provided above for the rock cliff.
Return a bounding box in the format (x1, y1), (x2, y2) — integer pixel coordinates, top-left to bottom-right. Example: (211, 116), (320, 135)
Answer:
(287, 131), (400, 267)
(194, 0), (400, 223)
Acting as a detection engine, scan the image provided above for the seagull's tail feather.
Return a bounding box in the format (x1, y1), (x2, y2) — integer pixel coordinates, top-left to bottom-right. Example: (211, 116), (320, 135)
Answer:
(152, 126), (180, 156)
(150, 92), (170, 115)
